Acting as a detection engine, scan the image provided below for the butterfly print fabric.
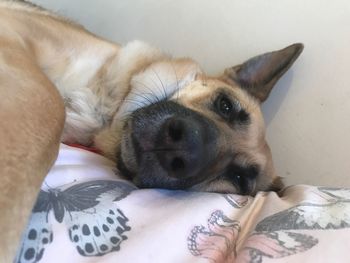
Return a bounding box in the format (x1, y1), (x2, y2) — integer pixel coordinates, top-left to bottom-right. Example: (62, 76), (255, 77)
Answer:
(15, 145), (350, 263)
(189, 187), (350, 263)
(16, 180), (136, 263)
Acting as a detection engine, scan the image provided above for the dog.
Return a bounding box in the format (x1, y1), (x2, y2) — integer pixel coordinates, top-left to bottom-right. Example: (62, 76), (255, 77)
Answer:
(0, 1), (303, 261)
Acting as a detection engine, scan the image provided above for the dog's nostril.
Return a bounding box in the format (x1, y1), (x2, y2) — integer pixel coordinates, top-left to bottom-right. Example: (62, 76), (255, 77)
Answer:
(171, 157), (185, 172)
(168, 120), (183, 141)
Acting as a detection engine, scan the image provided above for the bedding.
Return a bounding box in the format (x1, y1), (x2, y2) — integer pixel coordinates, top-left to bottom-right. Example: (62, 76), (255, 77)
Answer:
(16, 144), (350, 263)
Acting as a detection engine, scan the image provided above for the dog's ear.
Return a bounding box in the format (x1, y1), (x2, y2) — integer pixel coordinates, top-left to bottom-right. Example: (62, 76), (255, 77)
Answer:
(223, 43), (304, 102)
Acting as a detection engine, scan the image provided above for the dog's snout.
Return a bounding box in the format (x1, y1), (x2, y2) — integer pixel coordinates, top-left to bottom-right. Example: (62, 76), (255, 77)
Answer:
(127, 101), (218, 189)
(157, 117), (206, 179)
(165, 117), (202, 146)
(167, 118), (184, 142)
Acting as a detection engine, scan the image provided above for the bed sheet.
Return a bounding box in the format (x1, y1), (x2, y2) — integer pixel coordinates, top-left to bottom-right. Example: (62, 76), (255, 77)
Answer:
(16, 144), (350, 263)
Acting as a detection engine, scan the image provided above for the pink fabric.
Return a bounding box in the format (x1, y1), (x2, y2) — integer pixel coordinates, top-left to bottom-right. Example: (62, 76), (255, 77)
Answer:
(16, 144), (350, 263)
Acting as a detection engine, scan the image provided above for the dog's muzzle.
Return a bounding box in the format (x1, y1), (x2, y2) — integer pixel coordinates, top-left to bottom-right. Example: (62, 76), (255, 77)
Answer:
(119, 101), (218, 189)
(156, 116), (212, 179)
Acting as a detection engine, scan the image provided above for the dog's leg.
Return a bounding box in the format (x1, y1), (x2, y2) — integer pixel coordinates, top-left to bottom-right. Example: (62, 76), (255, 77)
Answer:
(0, 39), (65, 262)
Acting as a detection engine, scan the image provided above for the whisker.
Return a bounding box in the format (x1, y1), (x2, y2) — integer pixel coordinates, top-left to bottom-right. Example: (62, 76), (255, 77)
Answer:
(132, 79), (162, 103)
(128, 90), (154, 105)
(147, 75), (164, 103)
(151, 68), (168, 101)
(170, 62), (181, 103)
(44, 181), (53, 190)
(123, 98), (145, 108)
(115, 93), (150, 107)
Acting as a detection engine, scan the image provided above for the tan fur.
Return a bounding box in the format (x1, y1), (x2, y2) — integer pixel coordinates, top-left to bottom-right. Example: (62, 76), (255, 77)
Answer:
(0, 3), (116, 261)
(167, 77), (276, 193)
(0, 33), (65, 262)
(0, 2), (302, 261)
(0, 3), (199, 260)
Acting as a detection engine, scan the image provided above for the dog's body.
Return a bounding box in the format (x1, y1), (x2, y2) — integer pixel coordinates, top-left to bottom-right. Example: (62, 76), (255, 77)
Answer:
(0, 1), (303, 261)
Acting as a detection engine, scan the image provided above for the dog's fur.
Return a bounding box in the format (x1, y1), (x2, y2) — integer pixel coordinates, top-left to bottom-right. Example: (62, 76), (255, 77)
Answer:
(0, 1), (303, 261)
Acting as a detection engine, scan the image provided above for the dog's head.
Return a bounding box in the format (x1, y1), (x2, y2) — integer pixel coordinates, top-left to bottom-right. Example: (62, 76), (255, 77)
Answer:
(97, 43), (303, 195)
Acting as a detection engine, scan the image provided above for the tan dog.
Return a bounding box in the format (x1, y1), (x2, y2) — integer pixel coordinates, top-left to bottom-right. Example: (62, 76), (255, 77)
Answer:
(0, 1), (303, 261)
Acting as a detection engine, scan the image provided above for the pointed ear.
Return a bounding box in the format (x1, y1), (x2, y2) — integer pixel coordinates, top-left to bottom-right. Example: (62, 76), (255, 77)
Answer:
(223, 43), (304, 102)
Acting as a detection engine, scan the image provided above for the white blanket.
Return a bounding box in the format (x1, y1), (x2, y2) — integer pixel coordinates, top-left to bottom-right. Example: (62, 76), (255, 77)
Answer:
(16, 144), (350, 263)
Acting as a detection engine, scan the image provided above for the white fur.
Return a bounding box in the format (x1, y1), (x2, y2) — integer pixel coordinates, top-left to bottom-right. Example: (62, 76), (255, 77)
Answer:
(112, 59), (201, 124)
(54, 48), (115, 144)
(48, 39), (200, 148)
(57, 41), (168, 145)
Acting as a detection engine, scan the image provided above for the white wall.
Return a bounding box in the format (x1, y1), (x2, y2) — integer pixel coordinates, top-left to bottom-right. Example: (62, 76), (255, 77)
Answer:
(33, 0), (350, 187)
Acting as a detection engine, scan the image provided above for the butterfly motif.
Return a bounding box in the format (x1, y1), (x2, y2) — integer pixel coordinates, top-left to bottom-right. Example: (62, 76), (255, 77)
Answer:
(238, 187), (350, 262)
(256, 188), (350, 232)
(187, 210), (240, 263)
(235, 231), (318, 263)
(188, 210), (318, 263)
(189, 187), (350, 263)
(16, 180), (136, 263)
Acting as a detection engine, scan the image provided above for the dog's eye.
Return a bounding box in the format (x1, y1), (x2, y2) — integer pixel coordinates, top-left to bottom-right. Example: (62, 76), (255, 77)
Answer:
(224, 164), (259, 195)
(214, 94), (250, 124)
(232, 174), (249, 194)
(219, 97), (232, 116)
(215, 95), (233, 118)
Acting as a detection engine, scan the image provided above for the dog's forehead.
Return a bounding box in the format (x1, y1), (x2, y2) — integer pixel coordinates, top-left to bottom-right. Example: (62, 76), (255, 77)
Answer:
(173, 78), (263, 120)
(174, 78), (229, 98)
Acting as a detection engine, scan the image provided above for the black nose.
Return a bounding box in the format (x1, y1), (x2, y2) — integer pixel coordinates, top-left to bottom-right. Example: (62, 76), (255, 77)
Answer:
(156, 117), (209, 179)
